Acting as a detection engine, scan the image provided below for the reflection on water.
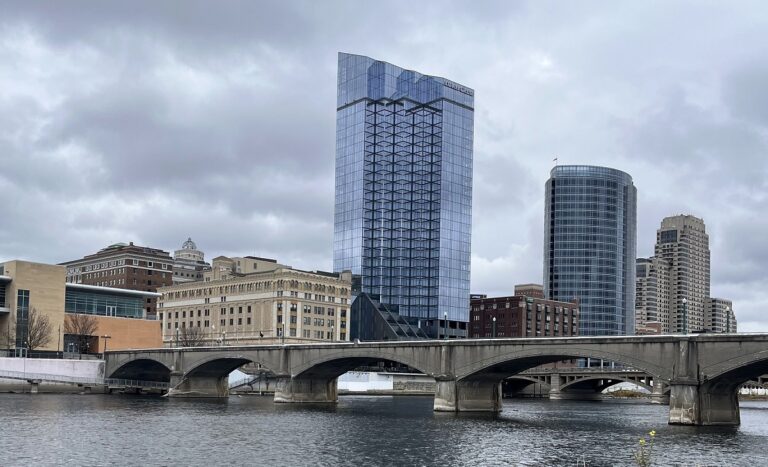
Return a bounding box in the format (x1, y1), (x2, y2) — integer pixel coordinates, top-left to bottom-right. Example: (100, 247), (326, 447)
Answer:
(1, 394), (766, 466)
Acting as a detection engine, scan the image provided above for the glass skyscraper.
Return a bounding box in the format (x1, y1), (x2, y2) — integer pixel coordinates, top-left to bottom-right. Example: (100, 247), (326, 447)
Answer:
(333, 53), (474, 337)
(544, 165), (637, 335)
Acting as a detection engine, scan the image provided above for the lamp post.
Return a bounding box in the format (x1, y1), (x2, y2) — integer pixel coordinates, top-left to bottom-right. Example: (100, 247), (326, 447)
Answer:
(101, 335), (111, 355)
(222, 331), (226, 346)
(492, 316), (497, 339)
(331, 324), (335, 342)
(682, 298), (688, 334)
(211, 324), (216, 346)
(281, 324), (285, 345)
(175, 327), (180, 347)
(725, 306), (731, 333)
(443, 312), (448, 340)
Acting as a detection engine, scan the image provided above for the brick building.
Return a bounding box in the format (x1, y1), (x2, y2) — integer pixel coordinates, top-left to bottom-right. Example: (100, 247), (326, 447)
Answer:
(60, 242), (174, 318)
(469, 291), (579, 338)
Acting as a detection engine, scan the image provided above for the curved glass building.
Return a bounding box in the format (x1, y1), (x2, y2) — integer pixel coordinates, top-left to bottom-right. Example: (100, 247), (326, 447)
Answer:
(333, 53), (474, 337)
(543, 165), (637, 335)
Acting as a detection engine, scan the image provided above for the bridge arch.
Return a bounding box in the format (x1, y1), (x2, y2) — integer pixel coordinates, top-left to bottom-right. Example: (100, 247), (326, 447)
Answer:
(292, 348), (434, 380)
(560, 375), (653, 393)
(454, 348), (666, 383)
(182, 353), (280, 379)
(108, 358), (172, 382)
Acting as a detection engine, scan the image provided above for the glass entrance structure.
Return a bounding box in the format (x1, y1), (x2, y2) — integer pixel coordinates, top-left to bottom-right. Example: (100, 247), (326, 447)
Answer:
(333, 53), (474, 337)
(544, 165), (637, 335)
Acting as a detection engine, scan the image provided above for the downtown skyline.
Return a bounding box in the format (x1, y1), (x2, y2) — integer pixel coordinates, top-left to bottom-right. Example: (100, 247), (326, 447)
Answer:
(1, 1), (767, 331)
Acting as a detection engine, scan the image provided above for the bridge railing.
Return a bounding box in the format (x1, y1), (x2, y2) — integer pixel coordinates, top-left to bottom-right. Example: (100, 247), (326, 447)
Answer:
(0, 369), (104, 385)
(104, 378), (169, 389)
(520, 367), (646, 375)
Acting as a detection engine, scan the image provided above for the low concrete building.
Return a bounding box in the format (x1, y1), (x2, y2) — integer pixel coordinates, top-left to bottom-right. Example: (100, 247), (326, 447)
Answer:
(158, 256), (352, 346)
(0, 260), (161, 356)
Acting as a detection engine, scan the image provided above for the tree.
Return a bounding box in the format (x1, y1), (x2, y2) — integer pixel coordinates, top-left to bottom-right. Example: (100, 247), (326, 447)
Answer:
(178, 326), (206, 347)
(64, 313), (98, 354)
(25, 308), (53, 351)
(3, 315), (15, 352)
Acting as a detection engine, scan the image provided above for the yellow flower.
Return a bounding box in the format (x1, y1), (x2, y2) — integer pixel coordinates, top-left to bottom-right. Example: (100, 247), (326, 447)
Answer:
(639, 439), (646, 445)
(649, 430), (656, 437)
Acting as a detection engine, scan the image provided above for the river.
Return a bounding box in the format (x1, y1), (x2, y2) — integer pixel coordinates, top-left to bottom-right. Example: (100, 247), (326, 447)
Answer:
(1, 395), (766, 466)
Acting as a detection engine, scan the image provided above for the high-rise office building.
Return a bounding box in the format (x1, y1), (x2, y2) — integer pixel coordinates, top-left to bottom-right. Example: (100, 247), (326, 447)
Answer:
(333, 53), (474, 338)
(543, 165), (637, 335)
(654, 215), (710, 333)
(635, 257), (671, 333)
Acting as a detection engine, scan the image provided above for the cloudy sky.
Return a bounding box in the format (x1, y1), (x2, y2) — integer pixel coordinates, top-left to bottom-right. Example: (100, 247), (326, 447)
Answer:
(1, 1), (767, 330)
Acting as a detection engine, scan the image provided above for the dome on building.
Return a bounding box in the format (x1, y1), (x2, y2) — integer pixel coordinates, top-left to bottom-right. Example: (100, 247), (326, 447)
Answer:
(182, 237), (197, 250)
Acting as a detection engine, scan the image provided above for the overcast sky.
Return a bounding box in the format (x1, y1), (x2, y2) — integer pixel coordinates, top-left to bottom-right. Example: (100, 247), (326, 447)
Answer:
(1, 1), (767, 330)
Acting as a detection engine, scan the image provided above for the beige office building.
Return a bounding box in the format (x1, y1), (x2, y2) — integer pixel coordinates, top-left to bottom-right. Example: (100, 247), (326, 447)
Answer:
(158, 256), (352, 346)
(635, 257), (671, 334)
(654, 215), (710, 333)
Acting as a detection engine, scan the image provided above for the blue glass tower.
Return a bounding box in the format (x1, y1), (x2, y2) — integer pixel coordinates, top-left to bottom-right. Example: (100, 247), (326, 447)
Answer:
(544, 165), (637, 335)
(333, 53), (473, 337)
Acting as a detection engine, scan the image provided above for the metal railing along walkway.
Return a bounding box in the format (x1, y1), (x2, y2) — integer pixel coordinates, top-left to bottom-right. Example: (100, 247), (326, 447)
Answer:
(104, 378), (169, 389)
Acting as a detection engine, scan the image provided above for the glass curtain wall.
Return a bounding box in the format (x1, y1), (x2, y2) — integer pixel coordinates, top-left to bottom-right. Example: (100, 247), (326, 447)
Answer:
(334, 53), (473, 333)
(544, 166), (637, 335)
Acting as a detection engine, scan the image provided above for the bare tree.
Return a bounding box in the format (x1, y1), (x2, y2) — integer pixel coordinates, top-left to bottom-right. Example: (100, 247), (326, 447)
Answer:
(179, 326), (206, 347)
(64, 313), (99, 354)
(3, 316), (15, 353)
(25, 308), (53, 351)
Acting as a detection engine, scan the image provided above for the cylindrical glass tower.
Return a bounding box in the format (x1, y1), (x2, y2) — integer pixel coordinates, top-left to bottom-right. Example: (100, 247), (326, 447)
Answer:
(544, 165), (637, 335)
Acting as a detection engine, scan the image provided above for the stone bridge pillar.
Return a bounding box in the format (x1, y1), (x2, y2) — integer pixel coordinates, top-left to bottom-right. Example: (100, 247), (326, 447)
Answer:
(167, 374), (229, 398)
(433, 377), (501, 412)
(649, 379), (669, 405)
(273, 376), (338, 404)
(668, 338), (740, 425)
(548, 373), (562, 400)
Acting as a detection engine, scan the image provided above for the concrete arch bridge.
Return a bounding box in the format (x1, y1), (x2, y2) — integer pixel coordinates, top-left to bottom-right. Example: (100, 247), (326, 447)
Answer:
(105, 334), (768, 426)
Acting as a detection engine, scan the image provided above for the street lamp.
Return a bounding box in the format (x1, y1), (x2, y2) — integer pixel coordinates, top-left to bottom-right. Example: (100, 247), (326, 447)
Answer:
(331, 324), (335, 342)
(492, 316), (497, 339)
(725, 306), (731, 333)
(101, 335), (112, 355)
(281, 324), (285, 345)
(175, 327), (180, 347)
(682, 298), (688, 334)
(222, 331), (226, 346)
(443, 312), (448, 340)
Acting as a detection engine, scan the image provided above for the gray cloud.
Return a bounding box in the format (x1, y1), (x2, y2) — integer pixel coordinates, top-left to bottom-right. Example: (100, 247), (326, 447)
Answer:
(1, 1), (767, 330)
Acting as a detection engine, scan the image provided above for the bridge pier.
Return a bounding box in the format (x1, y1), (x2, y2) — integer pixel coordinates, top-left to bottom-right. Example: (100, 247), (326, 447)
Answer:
(273, 376), (338, 404)
(433, 378), (501, 412)
(166, 372), (229, 398)
(649, 381), (669, 405)
(668, 383), (740, 426)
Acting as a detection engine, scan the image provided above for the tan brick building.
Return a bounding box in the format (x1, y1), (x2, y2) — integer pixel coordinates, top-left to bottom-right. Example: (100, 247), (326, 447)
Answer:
(0, 260), (161, 355)
(158, 256), (352, 346)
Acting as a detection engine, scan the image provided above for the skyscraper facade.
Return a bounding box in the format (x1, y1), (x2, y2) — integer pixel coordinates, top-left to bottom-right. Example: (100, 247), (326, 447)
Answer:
(544, 165), (637, 335)
(333, 53), (474, 337)
(635, 257), (671, 333)
(654, 215), (710, 333)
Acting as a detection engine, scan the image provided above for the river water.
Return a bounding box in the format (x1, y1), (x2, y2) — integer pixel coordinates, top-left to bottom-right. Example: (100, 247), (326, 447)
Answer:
(1, 394), (766, 466)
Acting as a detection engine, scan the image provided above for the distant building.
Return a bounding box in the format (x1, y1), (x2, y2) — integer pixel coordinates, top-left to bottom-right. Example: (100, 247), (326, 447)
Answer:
(469, 294), (579, 338)
(158, 256), (353, 346)
(0, 260), (161, 356)
(655, 215), (710, 333)
(707, 298), (737, 333)
(514, 284), (545, 299)
(544, 165), (637, 335)
(635, 257), (671, 333)
(172, 237), (210, 284)
(333, 52), (474, 338)
(60, 242), (174, 318)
